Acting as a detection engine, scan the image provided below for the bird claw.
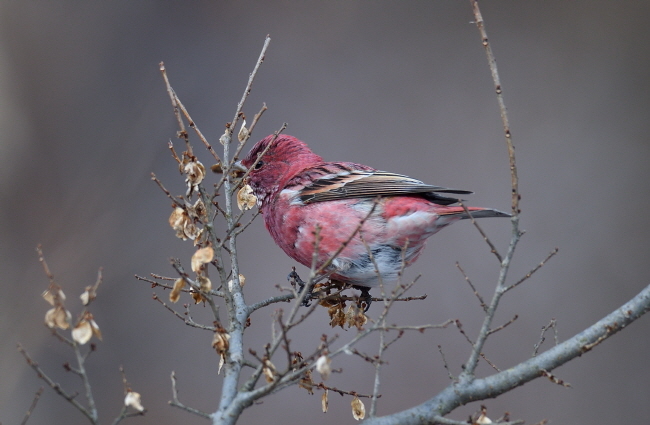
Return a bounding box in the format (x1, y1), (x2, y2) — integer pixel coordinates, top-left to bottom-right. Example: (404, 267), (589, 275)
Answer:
(354, 286), (372, 312)
(287, 269), (312, 307)
(288, 270), (373, 311)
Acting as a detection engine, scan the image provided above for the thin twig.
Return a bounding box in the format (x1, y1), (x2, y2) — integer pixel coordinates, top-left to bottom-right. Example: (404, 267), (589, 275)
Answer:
(151, 173), (183, 205)
(456, 262), (487, 312)
(169, 371), (211, 418)
(487, 314), (519, 336)
(470, 0), (519, 215)
(460, 0), (524, 382)
(18, 344), (96, 423)
(506, 248), (558, 292)
(533, 319), (558, 357)
(159, 62), (193, 157)
(20, 387), (44, 425)
(152, 293), (216, 331)
(160, 63), (220, 161)
(459, 202), (503, 262)
(317, 383), (379, 399)
(540, 369), (571, 388)
(437, 345), (455, 380)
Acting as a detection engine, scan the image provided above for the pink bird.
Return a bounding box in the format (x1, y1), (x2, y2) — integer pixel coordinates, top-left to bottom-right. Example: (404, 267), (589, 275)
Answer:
(239, 135), (508, 308)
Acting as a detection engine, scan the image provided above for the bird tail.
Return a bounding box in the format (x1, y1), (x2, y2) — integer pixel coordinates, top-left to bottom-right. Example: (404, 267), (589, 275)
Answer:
(437, 206), (511, 220)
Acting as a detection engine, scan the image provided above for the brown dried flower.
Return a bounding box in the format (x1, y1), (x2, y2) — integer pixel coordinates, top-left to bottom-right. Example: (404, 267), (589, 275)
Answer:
(237, 184), (257, 211)
(212, 329), (230, 374)
(184, 160), (206, 195)
(316, 354), (331, 380)
(72, 313), (101, 345)
(351, 396), (365, 420)
(262, 358), (277, 383)
(169, 278), (185, 303)
(124, 391), (144, 412)
(45, 306), (71, 330)
(237, 119), (249, 143)
(191, 246), (214, 272)
(298, 369), (314, 395)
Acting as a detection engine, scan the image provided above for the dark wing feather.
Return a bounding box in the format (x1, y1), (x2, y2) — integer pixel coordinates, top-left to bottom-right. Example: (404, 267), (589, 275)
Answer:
(300, 170), (472, 205)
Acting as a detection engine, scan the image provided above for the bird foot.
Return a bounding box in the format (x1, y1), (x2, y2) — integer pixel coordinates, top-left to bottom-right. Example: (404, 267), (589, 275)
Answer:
(353, 285), (372, 312)
(287, 268), (312, 307)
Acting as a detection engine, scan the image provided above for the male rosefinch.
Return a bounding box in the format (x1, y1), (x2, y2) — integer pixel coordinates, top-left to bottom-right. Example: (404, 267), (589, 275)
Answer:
(239, 135), (508, 308)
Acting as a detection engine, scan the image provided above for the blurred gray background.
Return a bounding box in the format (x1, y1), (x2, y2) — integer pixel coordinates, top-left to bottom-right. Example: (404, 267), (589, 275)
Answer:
(2, 1), (649, 424)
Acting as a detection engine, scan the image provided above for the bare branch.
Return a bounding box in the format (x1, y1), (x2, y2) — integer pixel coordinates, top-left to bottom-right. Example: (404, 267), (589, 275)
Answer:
(152, 293), (216, 331)
(169, 371), (211, 419)
(533, 319), (558, 357)
(506, 248), (558, 292)
(459, 202), (503, 262)
(20, 387), (44, 425)
(361, 283), (650, 425)
(487, 314), (519, 336)
(18, 344), (96, 423)
(456, 262), (487, 312)
(470, 0), (519, 215)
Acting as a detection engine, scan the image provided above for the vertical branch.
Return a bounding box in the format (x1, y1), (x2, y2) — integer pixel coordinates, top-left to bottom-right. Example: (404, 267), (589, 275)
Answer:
(470, 0), (520, 215)
(74, 342), (98, 423)
(460, 0), (524, 381)
(216, 35), (271, 422)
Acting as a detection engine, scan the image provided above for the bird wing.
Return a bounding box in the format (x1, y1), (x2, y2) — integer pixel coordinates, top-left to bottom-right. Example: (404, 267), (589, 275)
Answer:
(299, 169), (472, 205)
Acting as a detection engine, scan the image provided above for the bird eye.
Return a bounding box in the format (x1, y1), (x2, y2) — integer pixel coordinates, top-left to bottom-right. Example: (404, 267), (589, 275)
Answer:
(254, 160), (264, 170)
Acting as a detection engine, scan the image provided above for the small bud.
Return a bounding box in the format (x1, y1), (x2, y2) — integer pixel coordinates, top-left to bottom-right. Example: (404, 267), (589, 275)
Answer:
(316, 355), (331, 380)
(237, 184), (257, 211)
(124, 391), (144, 412)
(351, 396), (366, 420)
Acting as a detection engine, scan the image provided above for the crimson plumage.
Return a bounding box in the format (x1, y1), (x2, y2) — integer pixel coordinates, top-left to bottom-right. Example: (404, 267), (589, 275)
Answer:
(240, 134), (508, 288)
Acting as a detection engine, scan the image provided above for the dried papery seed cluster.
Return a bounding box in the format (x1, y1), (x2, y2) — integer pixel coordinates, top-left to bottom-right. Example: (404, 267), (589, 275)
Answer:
(227, 274), (246, 292)
(124, 391), (145, 412)
(315, 354), (331, 380)
(323, 298), (368, 330)
(237, 120), (249, 143)
(262, 358), (277, 383)
(237, 184), (257, 211)
(72, 312), (102, 345)
(42, 275), (103, 345)
(351, 395), (366, 420)
(212, 328), (230, 374)
(168, 198), (207, 243)
(182, 157), (206, 196)
(43, 285), (71, 330)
